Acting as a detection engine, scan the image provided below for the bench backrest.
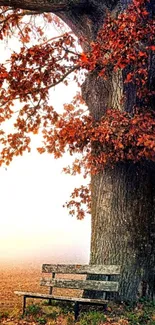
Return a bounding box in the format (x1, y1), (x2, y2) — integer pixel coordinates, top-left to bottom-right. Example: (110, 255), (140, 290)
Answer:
(41, 264), (120, 294)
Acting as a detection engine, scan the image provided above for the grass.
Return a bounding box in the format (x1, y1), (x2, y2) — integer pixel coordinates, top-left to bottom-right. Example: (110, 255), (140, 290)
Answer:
(0, 300), (155, 325)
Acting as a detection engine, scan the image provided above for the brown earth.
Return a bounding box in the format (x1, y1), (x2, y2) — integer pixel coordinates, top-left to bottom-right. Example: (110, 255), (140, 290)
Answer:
(0, 264), (44, 312)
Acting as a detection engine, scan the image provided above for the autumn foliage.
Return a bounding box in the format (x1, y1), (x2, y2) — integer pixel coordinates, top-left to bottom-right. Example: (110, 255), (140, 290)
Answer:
(0, 0), (154, 218)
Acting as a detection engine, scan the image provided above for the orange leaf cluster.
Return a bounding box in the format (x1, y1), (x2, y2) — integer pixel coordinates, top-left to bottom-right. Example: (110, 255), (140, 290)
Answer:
(80, 0), (155, 102)
(41, 107), (155, 175)
(63, 185), (91, 219)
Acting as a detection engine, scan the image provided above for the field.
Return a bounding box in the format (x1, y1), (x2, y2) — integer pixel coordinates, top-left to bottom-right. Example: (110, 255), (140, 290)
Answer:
(0, 264), (44, 312)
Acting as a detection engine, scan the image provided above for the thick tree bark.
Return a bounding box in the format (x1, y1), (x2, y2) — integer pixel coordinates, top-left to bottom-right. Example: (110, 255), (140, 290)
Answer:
(0, 0), (155, 301)
(90, 162), (155, 300)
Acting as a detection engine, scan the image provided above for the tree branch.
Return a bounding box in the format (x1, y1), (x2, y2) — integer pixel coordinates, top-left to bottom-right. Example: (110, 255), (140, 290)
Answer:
(0, 0), (86, 13)
(0, 0), (120, 45)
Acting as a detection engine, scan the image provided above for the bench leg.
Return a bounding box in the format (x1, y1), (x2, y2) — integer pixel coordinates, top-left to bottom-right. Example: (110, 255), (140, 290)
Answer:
(23, 296), (27, 316)
(48, 298), (52, 305)
(49, 286), (53, 305)
(103, 303), (107, 311)
(74, 302), (79, 321)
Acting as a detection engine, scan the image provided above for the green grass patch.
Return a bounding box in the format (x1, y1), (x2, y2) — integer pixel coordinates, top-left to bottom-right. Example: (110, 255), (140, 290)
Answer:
(79, 311), (107, 325)
(0, 300), (155, 324)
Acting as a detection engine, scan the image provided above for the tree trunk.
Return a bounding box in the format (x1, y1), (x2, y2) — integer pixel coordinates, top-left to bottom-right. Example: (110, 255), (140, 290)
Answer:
(81, 68), (155, 301)
(90, 162), (155, 301)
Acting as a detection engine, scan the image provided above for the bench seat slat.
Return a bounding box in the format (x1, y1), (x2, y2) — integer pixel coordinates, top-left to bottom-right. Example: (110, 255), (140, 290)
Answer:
(42, 264), (121, 275)
(14, 291), (108, 304)
(40, 278), (119, 292)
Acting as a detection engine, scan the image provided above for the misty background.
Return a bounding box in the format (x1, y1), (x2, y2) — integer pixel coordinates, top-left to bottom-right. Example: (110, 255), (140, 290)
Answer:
(0, 19), (91, 267)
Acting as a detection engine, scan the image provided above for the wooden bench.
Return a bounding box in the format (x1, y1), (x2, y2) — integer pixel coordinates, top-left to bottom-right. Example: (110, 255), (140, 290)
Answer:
(15, 264), (120, 320)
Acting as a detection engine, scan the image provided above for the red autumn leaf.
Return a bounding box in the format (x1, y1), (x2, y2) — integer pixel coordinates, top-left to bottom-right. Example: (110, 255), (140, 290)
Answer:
(125, 73), (133, 83)
(138, 51), (147, 57)
(80, 53), (89, 63)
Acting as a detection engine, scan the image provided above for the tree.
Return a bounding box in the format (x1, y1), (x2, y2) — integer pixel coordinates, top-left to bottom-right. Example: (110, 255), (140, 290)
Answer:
(0, 0), (154, 301)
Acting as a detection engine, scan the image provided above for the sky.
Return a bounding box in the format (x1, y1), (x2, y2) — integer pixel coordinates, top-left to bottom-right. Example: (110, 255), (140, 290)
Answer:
(0, 14), (91, 267)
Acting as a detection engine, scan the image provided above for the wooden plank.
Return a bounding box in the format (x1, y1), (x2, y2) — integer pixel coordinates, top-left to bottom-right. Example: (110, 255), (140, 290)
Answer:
(40, 278), (119, 292)
(14, 291), (108, 304)
(42, 264), (121, 275)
